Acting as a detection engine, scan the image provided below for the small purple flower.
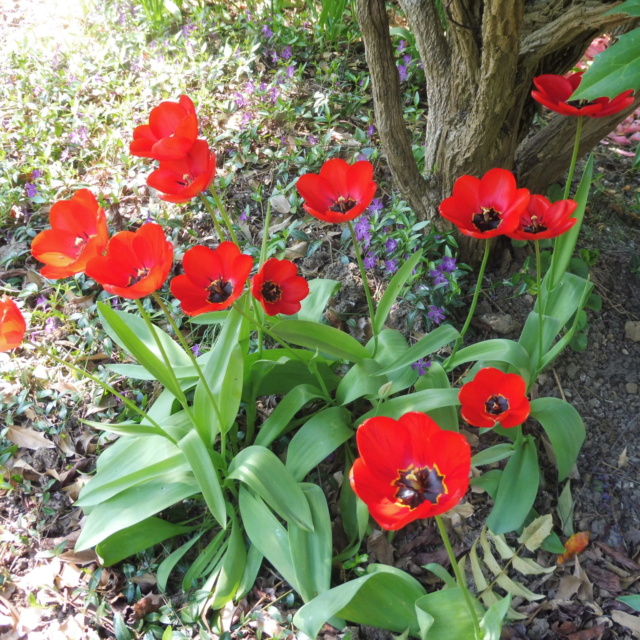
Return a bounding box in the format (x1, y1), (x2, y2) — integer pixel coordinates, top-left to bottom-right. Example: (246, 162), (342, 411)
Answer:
(70, 126), (88, 146)
(36, 294), (49, 309)
(281, 45), (292, 60)
(44, 317), (57, 334)
(356, 153), (367, 162)
(32, 169), (43, 179)
(286, 65), (295, 79)
(259, 81), (268, 91)
(268, 86), (280, 103)
(270, 50), (279, 63)
(441, 256), (457, 272)
(354, 216), (372, 248)
(403, 54), (412, 65)
(427, 305), (446, 324)
(385, 238), (398, 252)
(111, 298), (121, 310)
(363, 252), (376, 270)
(240, 111), (255, 126)
(366, 124), (375, 137)
(411, 358), (431, 375)
(432, 272), (448, 287)
(368, 198), (383, 213)
(245, 81), (256, 95)
(384, 259), (398, 274)
(239, 208), (250, 223)
(397, 40), (407, 52)
(25, 183), (38, 198)
(397, 64), (408, 82)
(234, 92), (248, 108)
(308, 135), (318, 145)
(261, 24), (273, 38)
(191, 343), (203, 357)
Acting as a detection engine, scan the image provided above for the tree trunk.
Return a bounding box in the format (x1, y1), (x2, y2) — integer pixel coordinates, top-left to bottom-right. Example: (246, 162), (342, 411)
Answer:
(356, 0), (639, 263)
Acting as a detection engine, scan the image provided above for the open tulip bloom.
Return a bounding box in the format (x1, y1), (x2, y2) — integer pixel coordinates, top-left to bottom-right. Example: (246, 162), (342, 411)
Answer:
(439, 168), (530, 239)
(147, 139), (217, 204)
(509, 194), (577, 241)
(532, 73), (635, 118)
(459, 367), (530, 429)
(0, 296), (26, 352)
(85, 223), (174, 299)
(251, 258), (309, 316)
(171, 242), (253, 316)
(350, 412), (471, 530)
(296, 158), (377, 224)
(31, 189), (109, 280)
(130, 94), (199, 161)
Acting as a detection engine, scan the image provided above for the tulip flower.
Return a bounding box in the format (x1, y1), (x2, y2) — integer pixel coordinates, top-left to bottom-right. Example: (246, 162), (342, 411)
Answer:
(349, 412), (471, 530)
(170, 242), (253, 316)
(508, 195), (577, 241)
(458, 367), (530, 429)
(147, 139), (216, 204)
(296, 158), (377, 224)
(439, 168), (530, 239)
(532, 73), (634, 119)
(31, 189), (109, 279)
(130, 94), (199, 161)
(251, 258), (309, 316)
(85, 223), (173, 299)
(0, 296), (26, 352)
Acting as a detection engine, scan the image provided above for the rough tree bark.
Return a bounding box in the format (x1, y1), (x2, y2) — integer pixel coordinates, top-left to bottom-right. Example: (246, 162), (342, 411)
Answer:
(356, 0), (640, 262)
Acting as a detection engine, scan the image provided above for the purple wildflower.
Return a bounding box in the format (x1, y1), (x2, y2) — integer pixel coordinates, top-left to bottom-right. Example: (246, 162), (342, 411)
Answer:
(261, 24), (273, 38)
(239, 208), (250, 223)
(191, 343), (203, 357)
(259, 82), (268, 91)
(385, 238), (398, 252)
(354, 216), (372, 248)
(32, 169), (43, 179)
(430, 269), (448, 287)
(240, 111), (254, 126)
(70, 126), (88, 146)
(44, 317), (57, 334)
(403, 54), (412, 65)
(36, 294), (49, 309)
(427, 305), (446, 324)
(268, 86), (280, 103)
(363, 252), (376, 270)
(234, 93), (248, 108)
(368, 198), (383, 213)
(441, 256), (457, 272)
(411, 358), (431, 375)
(270, 50), (279, 63)
(245, 81), (256, 94)
(385, 259), (398, 274)
(25, 183), (39, 198)
(281, 45), (292, 60)
(308, 135), (318, 145)
(397, 40), (407, 52)
(286, 65), (295, 79)
(397, 64), (408, 82)
(366, 124), (375, 137)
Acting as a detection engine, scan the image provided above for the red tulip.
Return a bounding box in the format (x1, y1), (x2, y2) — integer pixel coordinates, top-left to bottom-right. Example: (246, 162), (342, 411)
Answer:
(439, 168), (530, 239)
(349, 412), (471, 531)
(458, 367), (530, 429)
(532, 73), (634, 118)
(85, 223), (173, 299)
(251, 258), (309, 316)
(31, 189), (109, 280)
(146, 139), (216, 204)
(0, 296), (26, 352)
(296, 158), (377, 224)
(170, 242), (253, 316)
(130, 95), (199, 161)
(508, 195), (577, 241)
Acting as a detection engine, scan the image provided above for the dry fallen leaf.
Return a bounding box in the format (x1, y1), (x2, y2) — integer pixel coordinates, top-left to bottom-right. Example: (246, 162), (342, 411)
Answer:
(612, 610), (640, 638)
(558, 531), (590, 564)
(6, 426), (55, 450)
(618, 447), (629, 468)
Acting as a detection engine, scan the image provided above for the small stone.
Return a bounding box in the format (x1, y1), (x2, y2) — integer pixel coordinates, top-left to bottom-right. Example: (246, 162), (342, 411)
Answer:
(625, 321), (640, 342)
(626, 382), (638, 395)
(478, 313), (519, 334)
(566, 362), (578, 379)
(623, 348), (630, 355)
(589, 398), (601, 408)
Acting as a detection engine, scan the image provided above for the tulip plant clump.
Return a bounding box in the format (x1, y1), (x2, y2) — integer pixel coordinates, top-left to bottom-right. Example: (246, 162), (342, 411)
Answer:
(1, 69), (634, 639)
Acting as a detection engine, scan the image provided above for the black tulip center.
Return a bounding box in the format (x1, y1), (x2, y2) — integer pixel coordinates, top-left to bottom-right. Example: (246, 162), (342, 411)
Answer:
(394, 465), (446, 509)
(207, 278), (233, 303)
(329, 195), (357, 214)
(485, 394), (509, 416)
(261, 280), (282, 302)
(472, 207), (503, 232)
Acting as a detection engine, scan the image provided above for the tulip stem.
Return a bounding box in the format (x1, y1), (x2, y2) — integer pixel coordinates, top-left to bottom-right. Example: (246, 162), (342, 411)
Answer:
(435, 515), (482, 639)
(535, 241), (544, 367)
(257, 201), (273, 359)
(447, 241), (491, 366)
(347, 221), (377, 337)
(199, 193), (226, 243)
(208, 185), (239, 246)
(151, 293), (225, 442)
(44, 349), (176, 445)
(563, 116), (583, 200)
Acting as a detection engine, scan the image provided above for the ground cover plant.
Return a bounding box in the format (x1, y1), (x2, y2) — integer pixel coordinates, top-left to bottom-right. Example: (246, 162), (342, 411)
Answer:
(2, 1), (640, 639)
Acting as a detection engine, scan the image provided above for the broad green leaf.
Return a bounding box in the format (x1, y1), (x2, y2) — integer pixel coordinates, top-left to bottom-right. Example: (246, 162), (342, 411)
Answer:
(205, 517), (247, 610)
(189, 310), (229, 324)
(368, 330), (418, 395)
(516, 312), (561, 374)
(297, 278), (341, 322)
(157, 532), (205, 591)
(375, 325), (459, 376)
(286, 407), (353, 481)
(517, 514), (554, 552)
(545, 155), (593, 291)
(558, 481), (575, 537)
(415, 587), (486, 640)
(487, 436), (539, 534)
(339, 462), (369, 552)
(96, 517), (193, 566)
(617, 595), (640, 612)
(235, 544), (263, 601)
(293, 565), (426, 639)
(229, 446), (313, 531)
(422, 563), (456, 588)
(290, 484), (333, 602)
(359, 388), (460, 422)
(530, 397), (585, 481)
(604, 0), (640, 14)
(182, 530), (227, 590)
(571, 30), (640, 99)
(178, 430), (227, 528)
(98, 302), (190, 400)
(81, 418), (163, 439)
(271, 319), (370, 362)
(414, 361), (459, 431)
(472, 444), (515, 467)
(541, 272), (592, 328)
(480, 594), (512, 640)
(470, 469), (502, 497)
(336, 359), (385, 405)
(445, 339), (532, 385)
(238, 487), (299, 593)
(373, 251), (422, 334)
(255, 384), (324, 447)
(76, 471), (199, 550)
